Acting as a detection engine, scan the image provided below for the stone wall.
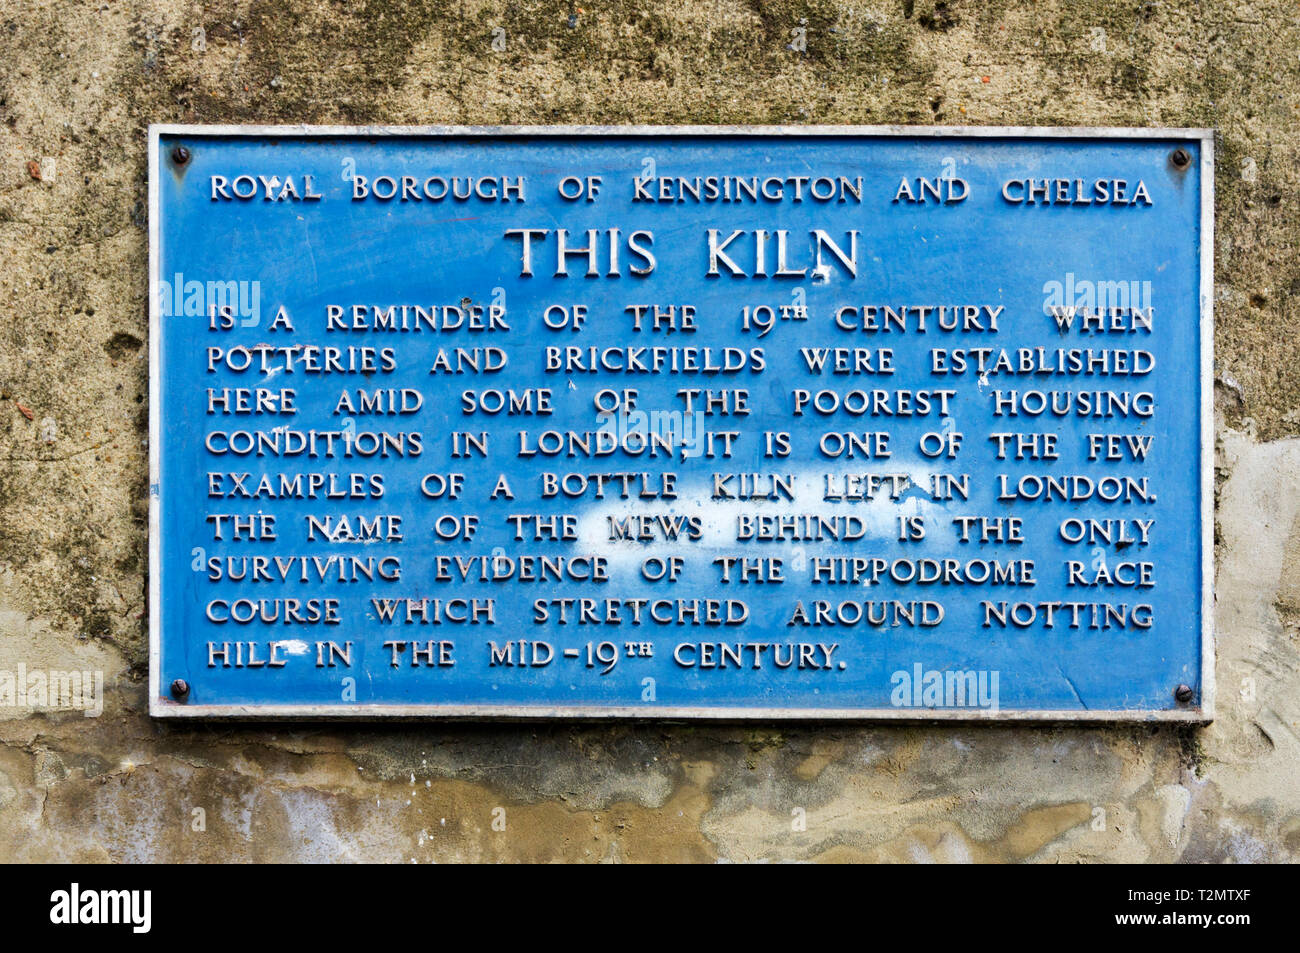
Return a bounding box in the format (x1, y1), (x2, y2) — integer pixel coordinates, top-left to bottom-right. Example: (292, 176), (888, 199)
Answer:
(0, 0), (1297, 862)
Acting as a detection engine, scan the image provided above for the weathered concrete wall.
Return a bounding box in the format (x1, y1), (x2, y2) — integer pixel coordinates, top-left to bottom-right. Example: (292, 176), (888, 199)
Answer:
(0, 0), (1297, 862)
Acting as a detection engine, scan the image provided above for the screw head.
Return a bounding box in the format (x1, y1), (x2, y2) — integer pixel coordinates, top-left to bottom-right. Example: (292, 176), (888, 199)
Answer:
(171, 144), (190, 165)
(1171, 147), (1191, 169)
(170, 678), (190, 700)
(1175, 684), (1194, 704)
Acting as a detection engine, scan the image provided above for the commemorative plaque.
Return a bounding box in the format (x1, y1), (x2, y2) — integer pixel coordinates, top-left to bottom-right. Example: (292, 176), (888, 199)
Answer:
(149, 126), (1213, 719)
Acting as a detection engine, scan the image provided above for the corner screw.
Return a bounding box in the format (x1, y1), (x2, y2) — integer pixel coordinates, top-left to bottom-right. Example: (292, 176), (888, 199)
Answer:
(170, 678), (190, 700)
(171, 144), (190, 165)
(1171, 147), (1191, 169)
(1175, 684), (1194, 704)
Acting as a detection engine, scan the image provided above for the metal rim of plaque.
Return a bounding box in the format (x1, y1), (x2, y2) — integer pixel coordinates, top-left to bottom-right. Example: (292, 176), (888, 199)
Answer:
(148, 124), (1215, 721)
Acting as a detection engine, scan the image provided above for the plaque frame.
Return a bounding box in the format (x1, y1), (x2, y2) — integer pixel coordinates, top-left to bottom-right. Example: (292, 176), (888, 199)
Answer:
(148, 124), (1215, 721)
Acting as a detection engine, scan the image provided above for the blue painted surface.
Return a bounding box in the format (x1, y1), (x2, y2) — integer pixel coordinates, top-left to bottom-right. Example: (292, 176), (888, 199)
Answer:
(154, 132), (1206, 715)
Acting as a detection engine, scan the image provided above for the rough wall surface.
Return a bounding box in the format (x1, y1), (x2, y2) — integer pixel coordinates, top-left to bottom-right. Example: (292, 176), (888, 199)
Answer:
(0, 0), (1296, 862)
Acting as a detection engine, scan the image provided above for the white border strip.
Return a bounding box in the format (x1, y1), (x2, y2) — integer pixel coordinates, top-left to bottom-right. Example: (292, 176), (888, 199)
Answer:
(152, 703), (1211, 721)
(147, 126), (162, 717)
(147, 123), (1215, 138)
(1199, 134), (1217, 722)
(147, 124), (1215, 721)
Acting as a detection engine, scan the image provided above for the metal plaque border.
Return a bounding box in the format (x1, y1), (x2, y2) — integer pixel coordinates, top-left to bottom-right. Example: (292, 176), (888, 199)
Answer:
(147, 124), (1215, 721)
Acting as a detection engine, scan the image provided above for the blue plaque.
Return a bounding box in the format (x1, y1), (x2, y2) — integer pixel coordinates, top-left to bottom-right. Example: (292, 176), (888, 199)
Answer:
(149, 126), (1213, 719)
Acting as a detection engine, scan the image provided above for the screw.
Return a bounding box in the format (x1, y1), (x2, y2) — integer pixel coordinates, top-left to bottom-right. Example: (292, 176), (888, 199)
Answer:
(171, 145), (190, 165)
(170, 678), (190, 700)
(1171, 147), (1191, 169)
(1175, 684), (1194, 704)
